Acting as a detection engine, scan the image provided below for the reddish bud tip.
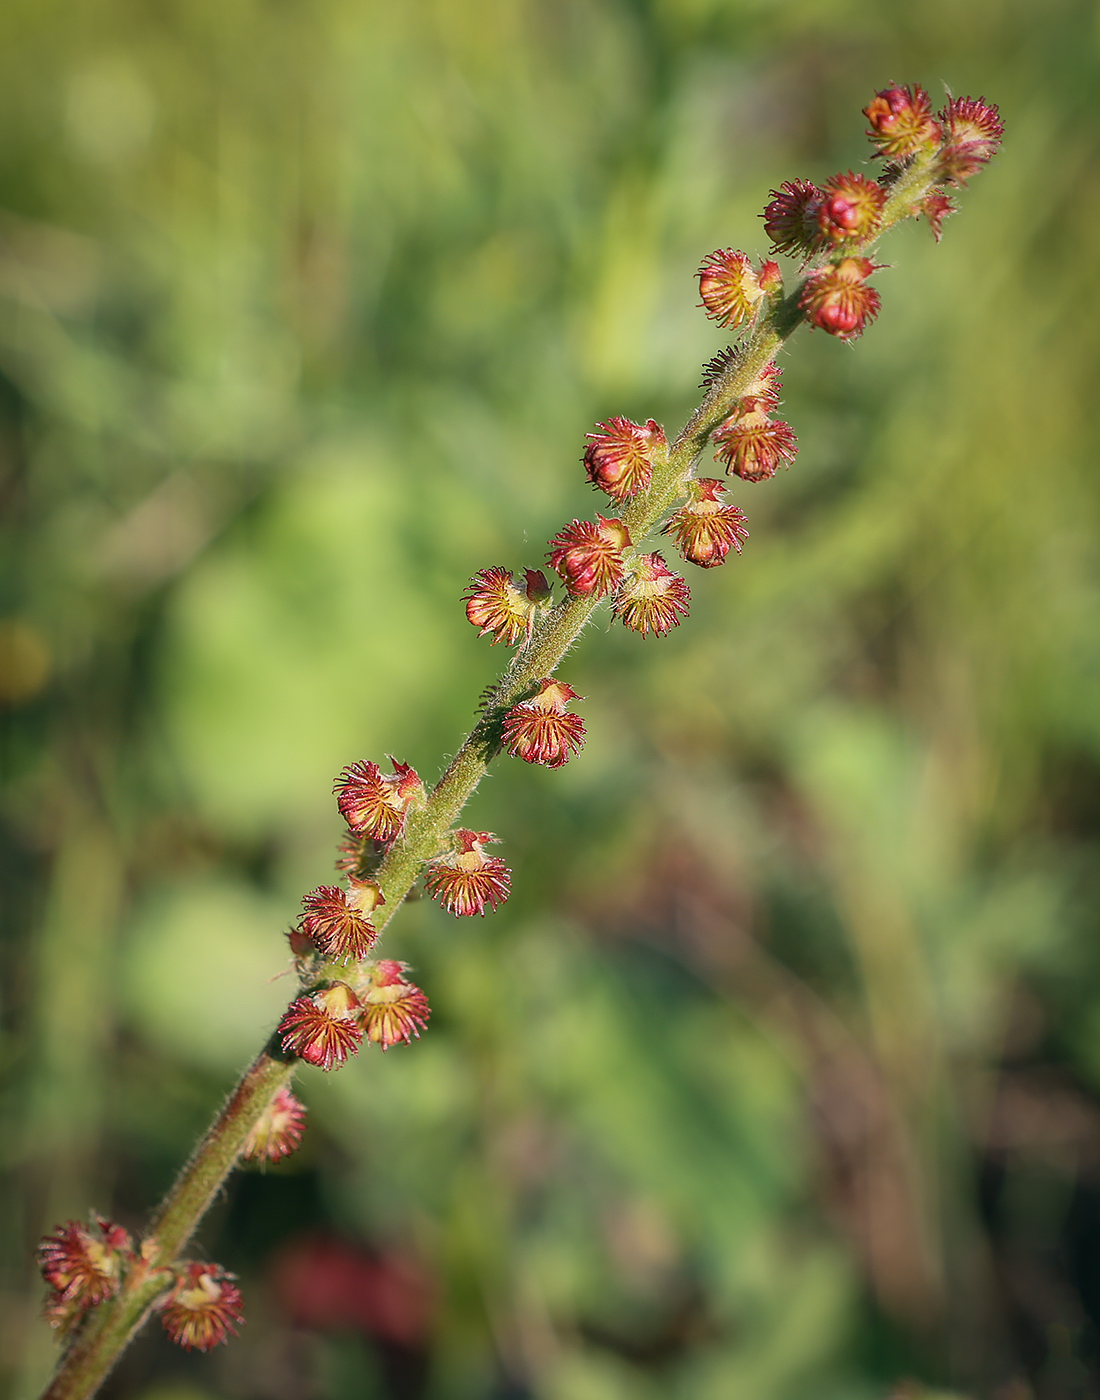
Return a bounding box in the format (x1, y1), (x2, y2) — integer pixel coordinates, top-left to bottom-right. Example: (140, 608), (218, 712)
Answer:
(712, 412), (798, 482)
(356, 960), (431, 1049)
(613, 553), (690, 636)
(762, 180), (825, 257)
(425, 829), (512, 917)
(920, 190), (955, 241)
(697, 250), (763, 328)
(937, 96), (1004, 184)
(662, 479), (749, 568)
(863, 84), (942, 159)
(583, 417), (665, 501)
(334, 760), (423, 844)
(243, 1086), (307, 1163)
(159, 1263), (244, 1351)
(278, 983), (364, 1071)
(548, 516), (631, 597)
(523, 568), (553, 603)
(757, 259), (783, 293)
(817, 171), (887, 243)
(800, 257), (882, 341)
(503, 677), (586, 768)
(299, 884), (379, 962)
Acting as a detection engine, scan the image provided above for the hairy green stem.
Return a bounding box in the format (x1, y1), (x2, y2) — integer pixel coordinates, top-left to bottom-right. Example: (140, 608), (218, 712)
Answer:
(41, 1053), (294, 1400)
(40, 149), (941, 1400)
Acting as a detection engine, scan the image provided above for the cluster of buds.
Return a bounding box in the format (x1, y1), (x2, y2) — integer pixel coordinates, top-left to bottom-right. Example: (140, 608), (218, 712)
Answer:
(277, 960), (430, 1069)
(38, 1216), (245, 1352)
(864, 84), (1004, 186)
(449, 84), (1001, 922)
(287, 757), (426, 971)
(763, 172), (887, 256)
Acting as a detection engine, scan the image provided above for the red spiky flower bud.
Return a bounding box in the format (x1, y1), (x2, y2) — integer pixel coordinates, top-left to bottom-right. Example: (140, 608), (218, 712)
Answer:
(299, 881), (382, 962)
(920, 190), (955, 242)
(757, 259), (783, 294)
(355, 960), (431, 1049)
(863, 84), (941, 159)
(613, 553), (690, 636)
(463, 567), (542, 646)
(278, 982), (364, 1071)
(159, 1262), (244, 1351)
(38, 1216), (132, 1321)
(583, 417), (665, 501)
(424, 829), (511, 916)
(817, 172), (887, 243)
(697, 250), (764, 328)
(548, 516), (631, 597)
(503, 678), (586, 768)
(662, 479), (749, 568)
(333, 759), (423, 844)
(242, 1086), (307, 1163)
(937, 96), (1004, 184)
(762, 179), (824, 257)
(712, 411), (798, 482)
(800, 257), (882, 341)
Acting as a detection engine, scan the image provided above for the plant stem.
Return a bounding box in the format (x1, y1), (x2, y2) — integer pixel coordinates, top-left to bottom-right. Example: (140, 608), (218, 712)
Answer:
(40, 1053), (294, 1400)
(39, 148), (941, 1400)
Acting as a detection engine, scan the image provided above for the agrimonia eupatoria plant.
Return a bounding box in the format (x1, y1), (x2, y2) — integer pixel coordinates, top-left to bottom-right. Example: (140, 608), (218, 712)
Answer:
(36, 84), (1003, 1399)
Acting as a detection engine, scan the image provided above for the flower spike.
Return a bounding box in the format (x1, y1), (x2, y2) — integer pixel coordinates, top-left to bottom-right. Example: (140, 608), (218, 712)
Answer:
(242, 1086), (307, 1163)
(355, 960), (431, 1049)
(583, 417), (665, 501)
(548, 516), (631, 597)
(662, 479), (749, 569)
(159, 1263), (244, 1351)
(503, 678), (586, 768)
(425, 829), (512, 916)
(278, 983), (364, 1071)
(613, 554), (691, 636)
(334, 759), (423, 844)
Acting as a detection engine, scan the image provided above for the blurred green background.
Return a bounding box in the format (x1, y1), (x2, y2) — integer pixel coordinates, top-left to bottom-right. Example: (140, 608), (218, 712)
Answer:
(2, 1), (1098, 1397)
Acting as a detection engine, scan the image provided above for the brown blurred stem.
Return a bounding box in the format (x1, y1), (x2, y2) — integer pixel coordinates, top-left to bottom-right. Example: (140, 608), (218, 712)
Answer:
(39, 150), (941, 1400)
